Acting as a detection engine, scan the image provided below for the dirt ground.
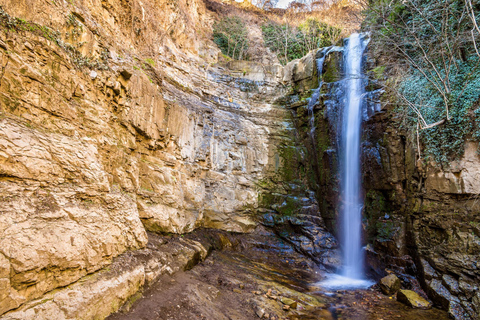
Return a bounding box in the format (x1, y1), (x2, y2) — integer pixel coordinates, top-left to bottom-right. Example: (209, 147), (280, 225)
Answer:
(107, 229), (450, 320)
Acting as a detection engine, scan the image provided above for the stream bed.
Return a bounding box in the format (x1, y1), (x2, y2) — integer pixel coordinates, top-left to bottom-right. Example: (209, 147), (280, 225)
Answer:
(107, 229), (449, 320)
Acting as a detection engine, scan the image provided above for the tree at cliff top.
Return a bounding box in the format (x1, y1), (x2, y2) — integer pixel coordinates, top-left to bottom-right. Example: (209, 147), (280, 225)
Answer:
(207, 0), (358, 63)
(262, 17), (341, 64)
(213, 16), (250, 60)
(364, 0), (480, 164)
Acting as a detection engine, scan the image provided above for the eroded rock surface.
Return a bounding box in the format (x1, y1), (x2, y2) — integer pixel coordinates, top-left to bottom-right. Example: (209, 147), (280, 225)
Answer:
(0, 0), (310, 317)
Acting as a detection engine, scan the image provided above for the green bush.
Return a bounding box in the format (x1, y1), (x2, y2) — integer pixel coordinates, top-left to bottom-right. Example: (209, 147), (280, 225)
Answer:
(400, 57), (480, 163)
(213, 16), (249, 60)
(261, 18), (341, 65)
(364, 0), (480, 164)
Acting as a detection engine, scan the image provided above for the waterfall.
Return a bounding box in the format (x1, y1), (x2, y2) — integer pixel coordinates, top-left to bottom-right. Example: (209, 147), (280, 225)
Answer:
(341, 33), (367, 279)
(320, 33), (374, 290)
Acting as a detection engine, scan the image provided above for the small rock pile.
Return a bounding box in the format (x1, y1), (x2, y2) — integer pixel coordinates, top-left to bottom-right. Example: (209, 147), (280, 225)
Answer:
(379, 274), (432, 309)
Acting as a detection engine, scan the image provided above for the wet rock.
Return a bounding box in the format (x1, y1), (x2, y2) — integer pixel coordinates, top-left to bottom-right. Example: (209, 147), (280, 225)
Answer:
(442, 274), (460, 295)
(396, 290), (432, 309)
(428, 279), (459, 309)
(473, 292), (480, 315)
(459, 277), (477, 299)
(420, 259), (439, 281)
(280, 297), (297, 309)
(448, 301), (467, 320)
(379, 274), (401, 295)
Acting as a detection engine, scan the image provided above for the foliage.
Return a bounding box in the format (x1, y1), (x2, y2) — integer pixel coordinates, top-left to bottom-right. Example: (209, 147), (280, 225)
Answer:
(399, 56), (480, 163)
(364, 0), (480, 163)
(213, 16), (249, 60)
(262, 18), (341, 65)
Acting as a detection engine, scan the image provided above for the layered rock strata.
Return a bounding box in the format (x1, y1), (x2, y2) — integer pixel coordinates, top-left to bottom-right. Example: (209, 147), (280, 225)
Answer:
(0, 0), (325, 317)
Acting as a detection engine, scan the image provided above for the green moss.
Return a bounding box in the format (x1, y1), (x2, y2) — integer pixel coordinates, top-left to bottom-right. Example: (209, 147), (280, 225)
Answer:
(144, 58), (155, 67)
(277, 196), (301, 216)
(371, 65), (385, 80)
(322, 56), (339, 83)
(364, 190), (396, 242)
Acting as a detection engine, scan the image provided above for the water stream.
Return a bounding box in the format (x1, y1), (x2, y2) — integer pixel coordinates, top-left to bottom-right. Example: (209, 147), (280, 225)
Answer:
(320, 33), (374, 290)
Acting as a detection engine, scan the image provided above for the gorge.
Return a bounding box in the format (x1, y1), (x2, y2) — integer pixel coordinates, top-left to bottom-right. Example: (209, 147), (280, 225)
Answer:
(0, 0), (479, 319)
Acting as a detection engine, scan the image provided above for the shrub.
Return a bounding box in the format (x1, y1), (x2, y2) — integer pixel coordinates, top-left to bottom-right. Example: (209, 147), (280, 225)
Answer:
(364, 0), (480, 163)
(261, 18), (341, 65)
(213, 16), (249, 60)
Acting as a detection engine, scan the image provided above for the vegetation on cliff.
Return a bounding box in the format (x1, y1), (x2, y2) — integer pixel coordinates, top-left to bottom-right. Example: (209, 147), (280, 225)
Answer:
(262, 17), (341, 64)
(213, 16), (250, 60)
(207, 0), (357, 63)
(364, 0), (480, 163)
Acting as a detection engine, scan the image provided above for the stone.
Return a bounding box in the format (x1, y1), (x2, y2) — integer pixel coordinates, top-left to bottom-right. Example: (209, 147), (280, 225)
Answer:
(428, 279), (459, 309)
(473, 292), (480, 315)
(396, 290), (432, 309)
(280, 297), (298, 309)
(0, 0), (342, 318)
(0, 235), (208, 319)
(120, 69), (133, 80)
(256, 308), (265, 318)
(420, 259), (439, 281)
(442, 274), (460, 294)
(379, 274), (401, 295)
(448, 301), (467, 320)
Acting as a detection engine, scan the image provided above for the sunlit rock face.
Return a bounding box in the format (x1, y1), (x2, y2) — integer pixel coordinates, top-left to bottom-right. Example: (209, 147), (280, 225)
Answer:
(0, 0), (297, 316)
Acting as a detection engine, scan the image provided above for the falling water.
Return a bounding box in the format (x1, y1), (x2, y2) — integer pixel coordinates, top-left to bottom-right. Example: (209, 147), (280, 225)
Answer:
(341, 33), (367, 279)
(307, 47), (330, 141)
(320, 33), (374, 290)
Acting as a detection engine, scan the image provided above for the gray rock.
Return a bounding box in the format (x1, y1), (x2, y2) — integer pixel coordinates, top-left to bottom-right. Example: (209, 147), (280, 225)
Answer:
(473, 292), (480, 315)
(448, 301), (466, 319)
(442, 274), (460, 294)
(420, 258), (439, 280)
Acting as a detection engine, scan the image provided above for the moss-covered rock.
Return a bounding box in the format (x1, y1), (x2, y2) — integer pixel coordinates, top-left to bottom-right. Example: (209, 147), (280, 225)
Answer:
(397, 290), (432, 309)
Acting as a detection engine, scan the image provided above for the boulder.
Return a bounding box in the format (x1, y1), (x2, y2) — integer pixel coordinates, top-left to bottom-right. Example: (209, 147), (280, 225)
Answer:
(396, 290), (432, 309)
(379, 274), (401, 295)
(280, 297), (297, 309)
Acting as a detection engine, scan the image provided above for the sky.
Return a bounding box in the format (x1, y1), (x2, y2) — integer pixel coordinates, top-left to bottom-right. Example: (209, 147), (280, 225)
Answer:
(276, 0), (292, 8)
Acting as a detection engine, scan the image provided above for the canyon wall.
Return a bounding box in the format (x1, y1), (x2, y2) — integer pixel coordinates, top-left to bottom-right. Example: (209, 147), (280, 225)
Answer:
(0, 0), (306, 317)
(284, 44), (480, 319)
(363, 105), (480, 319)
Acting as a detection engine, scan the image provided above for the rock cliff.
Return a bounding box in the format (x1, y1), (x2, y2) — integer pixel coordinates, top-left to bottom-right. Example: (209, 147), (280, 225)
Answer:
(0, 0), (320, 317)
(283, 41), (480, 319)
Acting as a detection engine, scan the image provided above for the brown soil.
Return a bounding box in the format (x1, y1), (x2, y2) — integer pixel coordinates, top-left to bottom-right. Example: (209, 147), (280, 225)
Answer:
(107, 228), (450, 320)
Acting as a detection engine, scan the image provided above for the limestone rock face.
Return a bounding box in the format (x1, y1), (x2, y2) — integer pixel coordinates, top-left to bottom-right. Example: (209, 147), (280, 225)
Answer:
(397, 290), (432, 309)
(1, 234), (209, 320)
(379, 274), (401, 296)
(0, 0), (302, 316)
(0, 0), (310, 319)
